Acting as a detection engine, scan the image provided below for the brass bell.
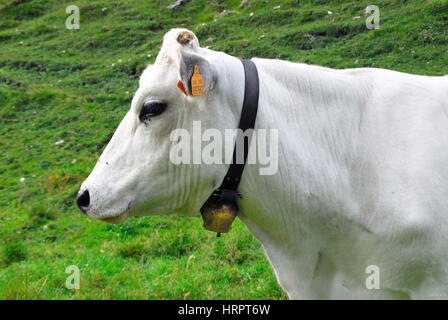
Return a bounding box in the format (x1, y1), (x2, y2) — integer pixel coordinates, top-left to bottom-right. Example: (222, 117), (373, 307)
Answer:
(200, 190), (239, 235)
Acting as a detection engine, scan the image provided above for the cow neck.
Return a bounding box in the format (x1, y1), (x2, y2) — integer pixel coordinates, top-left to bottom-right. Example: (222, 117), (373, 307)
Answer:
(199, 58), (260, 236)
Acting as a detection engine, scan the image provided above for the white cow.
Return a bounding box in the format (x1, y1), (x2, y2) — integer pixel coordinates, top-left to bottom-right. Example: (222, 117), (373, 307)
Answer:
(77, 28), (448, 299)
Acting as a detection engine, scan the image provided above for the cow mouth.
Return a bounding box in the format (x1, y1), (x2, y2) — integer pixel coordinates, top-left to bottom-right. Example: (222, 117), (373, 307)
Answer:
(90, 202), (132, 224)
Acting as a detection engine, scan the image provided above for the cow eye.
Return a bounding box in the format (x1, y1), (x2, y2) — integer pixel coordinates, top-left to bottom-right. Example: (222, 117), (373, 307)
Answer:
(139, 102), (167, 124)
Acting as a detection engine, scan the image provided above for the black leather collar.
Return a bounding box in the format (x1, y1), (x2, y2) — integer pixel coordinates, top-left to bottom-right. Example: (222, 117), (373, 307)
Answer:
(220, 58), (260, 191)
(199, 58), (259, 231)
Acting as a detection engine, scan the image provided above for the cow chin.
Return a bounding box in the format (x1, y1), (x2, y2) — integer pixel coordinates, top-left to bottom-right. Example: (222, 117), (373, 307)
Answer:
(87, 207), (131, 224)
(97, 213), (129, 224)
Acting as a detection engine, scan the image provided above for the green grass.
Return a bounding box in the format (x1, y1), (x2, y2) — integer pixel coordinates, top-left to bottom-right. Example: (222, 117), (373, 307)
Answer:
(0, 0), (447, 299)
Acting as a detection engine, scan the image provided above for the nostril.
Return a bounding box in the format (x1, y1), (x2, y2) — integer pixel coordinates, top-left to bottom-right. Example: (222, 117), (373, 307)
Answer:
(76, 189), (90, 213)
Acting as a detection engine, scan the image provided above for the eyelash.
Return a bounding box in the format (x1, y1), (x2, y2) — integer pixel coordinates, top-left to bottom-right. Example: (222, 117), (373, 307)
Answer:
(139, 102), (167, 124)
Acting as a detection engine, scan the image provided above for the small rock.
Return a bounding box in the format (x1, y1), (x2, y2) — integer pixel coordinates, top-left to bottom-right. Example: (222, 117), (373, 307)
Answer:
(216, 9), (236, 19)
(303, 33), (314, 40)
(242, 43), (249, 48)
(167, 0), (188, 9)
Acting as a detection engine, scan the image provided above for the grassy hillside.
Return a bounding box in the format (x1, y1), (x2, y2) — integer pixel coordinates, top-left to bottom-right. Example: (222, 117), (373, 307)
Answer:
(0, 0), (447, 299)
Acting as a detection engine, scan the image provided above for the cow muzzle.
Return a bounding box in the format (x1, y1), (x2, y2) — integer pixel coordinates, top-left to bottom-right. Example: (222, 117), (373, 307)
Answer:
(75, 186), (130, 223)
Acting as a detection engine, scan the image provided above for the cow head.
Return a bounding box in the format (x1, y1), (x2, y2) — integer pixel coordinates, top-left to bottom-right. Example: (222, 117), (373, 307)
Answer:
(76, 29), (245, 223)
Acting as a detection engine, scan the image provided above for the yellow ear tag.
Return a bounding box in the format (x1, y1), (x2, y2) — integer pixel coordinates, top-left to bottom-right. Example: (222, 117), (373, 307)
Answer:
(191, 65), (205, 96)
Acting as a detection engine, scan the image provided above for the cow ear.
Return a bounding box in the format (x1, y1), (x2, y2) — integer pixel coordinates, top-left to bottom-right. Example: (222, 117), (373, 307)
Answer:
(172, 30), (216, 96)
(179, 50), (216, 96)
